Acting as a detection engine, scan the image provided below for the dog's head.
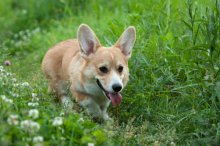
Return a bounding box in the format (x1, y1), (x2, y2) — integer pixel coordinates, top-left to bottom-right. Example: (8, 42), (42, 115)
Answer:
(78, 24), (136, 106)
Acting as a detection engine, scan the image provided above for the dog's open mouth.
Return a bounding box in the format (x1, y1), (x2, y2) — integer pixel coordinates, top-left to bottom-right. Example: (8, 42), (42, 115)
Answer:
(96, 79), (122, 106)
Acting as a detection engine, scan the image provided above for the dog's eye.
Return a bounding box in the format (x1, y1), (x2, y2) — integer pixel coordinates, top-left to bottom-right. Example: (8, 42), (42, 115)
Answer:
(118, 65), (123, 73)
(99, 66), (108, 73)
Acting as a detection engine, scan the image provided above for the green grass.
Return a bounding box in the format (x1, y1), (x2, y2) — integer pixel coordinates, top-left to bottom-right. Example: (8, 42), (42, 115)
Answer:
(0, 0), (220, 145)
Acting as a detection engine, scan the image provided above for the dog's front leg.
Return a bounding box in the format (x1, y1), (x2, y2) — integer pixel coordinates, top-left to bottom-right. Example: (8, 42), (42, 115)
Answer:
(79, 98), (103, 120)
(100, 101), (111, 121)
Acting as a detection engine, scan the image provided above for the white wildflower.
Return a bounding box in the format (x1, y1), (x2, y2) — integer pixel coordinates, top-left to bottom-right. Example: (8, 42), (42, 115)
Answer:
(20, 120), (40, 133)
(1, 95), (7, 100)
(7, 114), (19, 125)
(1, 95), (13, 103)
(78, 117), (84, 122)
(0, 66), (4, 72)
(33, 27), (40, 34)
(19, 30), (24, 36)
(214, 65), (219, 71)
(15, 41), (22, 48)
(11, 93), (19, 97)
(13, 83), (19, 87)
(28, 102), (39, 107)
(6, 72), (12, 76)
(33, 136), (43, 143)
(5, 98), (13, 103)
(154, 141), (160, 146)
(170, 141), (176, 146)
(60, 112), (65, 116)
(32, 93), (37, 98)
(28, 109), (39, 119)
(21, 82), (30, 87)
(31, 93), (39, 102)
(60, 137), (66, 141)
(88, 143), (95, 146)
(32, 97), (39, 102)
(11, 78), (17, 83)
(52, 117), (63, 126)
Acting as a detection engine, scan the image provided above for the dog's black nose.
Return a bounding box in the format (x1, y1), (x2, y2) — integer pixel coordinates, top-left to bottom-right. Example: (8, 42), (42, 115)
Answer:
(112, 84), (122, 92)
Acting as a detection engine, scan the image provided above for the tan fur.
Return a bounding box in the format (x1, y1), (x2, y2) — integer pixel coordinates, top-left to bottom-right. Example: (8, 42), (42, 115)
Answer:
(41, 24), (136, 120)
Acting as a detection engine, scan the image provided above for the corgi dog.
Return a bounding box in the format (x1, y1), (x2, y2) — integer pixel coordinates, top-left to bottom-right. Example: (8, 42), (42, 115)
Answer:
(41, 24), (136, 120)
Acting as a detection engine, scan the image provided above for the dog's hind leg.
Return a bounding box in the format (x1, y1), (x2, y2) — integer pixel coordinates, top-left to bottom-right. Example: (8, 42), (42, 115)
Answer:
(48, 79), (64, 96)
(48, 79), (73, 109)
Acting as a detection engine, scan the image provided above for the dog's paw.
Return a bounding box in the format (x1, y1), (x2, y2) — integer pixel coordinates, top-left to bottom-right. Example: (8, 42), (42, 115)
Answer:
(61, 96), (73, 109)
(103, 113), (112, 121)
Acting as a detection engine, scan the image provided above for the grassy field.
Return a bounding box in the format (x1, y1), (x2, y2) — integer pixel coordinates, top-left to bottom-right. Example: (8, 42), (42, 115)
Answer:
(0, 0), (220, 145)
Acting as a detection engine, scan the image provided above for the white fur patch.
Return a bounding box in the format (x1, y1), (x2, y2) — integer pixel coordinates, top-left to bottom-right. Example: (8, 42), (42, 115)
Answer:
(84, 81), (103, 97)
(108, 71), (123, 92)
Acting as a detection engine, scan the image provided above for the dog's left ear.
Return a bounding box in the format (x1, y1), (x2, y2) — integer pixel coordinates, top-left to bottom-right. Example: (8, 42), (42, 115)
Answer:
(78, 24), (101, 57)
(114, 26), (136, 58)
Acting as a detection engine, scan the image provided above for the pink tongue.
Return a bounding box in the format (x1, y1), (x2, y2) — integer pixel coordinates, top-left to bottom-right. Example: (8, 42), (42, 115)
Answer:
(108, 93), (122, 106)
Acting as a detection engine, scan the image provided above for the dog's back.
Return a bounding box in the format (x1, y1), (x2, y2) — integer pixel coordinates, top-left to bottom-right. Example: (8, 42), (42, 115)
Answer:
(42, 39), (79, 81)
(41, 39), (81, 97)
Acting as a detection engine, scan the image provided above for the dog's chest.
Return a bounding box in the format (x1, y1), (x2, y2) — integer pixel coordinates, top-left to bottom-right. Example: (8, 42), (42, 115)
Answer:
(83, 81), (109, 103)
(84, 82), (103, 96)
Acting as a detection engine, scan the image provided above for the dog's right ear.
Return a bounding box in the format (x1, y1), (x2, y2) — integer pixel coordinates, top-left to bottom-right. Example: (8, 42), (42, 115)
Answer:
(114, 26), (136, 59)
(78, 24), (101, 57)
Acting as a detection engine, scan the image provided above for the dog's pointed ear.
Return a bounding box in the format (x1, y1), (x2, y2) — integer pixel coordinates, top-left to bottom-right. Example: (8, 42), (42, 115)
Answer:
(78, 24), (101, 56)
(114, 26), (136, 58)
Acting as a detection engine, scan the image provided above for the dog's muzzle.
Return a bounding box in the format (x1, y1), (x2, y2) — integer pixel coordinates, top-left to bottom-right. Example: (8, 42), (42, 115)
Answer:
(96, 79), (122, 106)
